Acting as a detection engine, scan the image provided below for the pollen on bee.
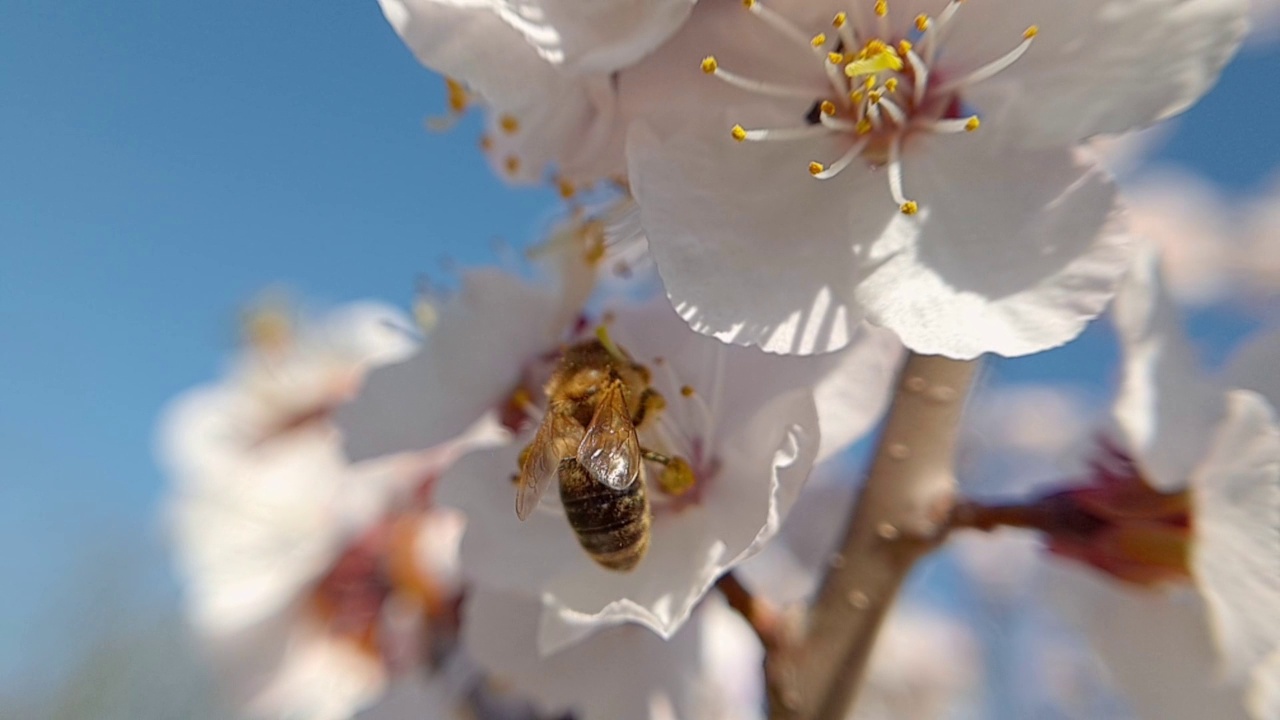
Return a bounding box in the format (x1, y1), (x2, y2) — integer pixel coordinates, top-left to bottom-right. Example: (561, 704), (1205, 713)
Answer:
(964, 115), (980, 131)
(657, 457), (696, 497)
(701, 56), (719, 74)
(731, 124), (748, 142)
(808, 161), (826, 176)
(900, 200), (919, 215)
(498, 114), (520, 135)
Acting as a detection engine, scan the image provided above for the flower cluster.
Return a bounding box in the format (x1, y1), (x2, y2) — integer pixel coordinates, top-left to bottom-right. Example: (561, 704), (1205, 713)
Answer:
(152, 0), (1280, 718)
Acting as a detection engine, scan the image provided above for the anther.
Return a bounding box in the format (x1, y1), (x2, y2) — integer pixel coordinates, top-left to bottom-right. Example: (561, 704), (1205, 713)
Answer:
(498, 114), (520, 135)
(827, 51), (844, 64)
(557, 178), (576, 198)
(884, 78), (898, 93)
(503, 155), (521, 175)
(445, 78), (469, 113)
(965, 115), (980, 131)
(811, 33), (827, 48)
(731, 124), (748, 142)
(914, 14), (930, 31)
(808, 161), (825, 175)
(832, 11), (847, 27)
(479, 135), (493, 151)
(874, 0), (888, 17)
(900, 201), (919, 215)
(701, 56), (718, 74)
(1023, 25), (1039, 39)
(819, 100), (837, 115)
(680, 385), (696, 397)
(856, 118), (872, 134)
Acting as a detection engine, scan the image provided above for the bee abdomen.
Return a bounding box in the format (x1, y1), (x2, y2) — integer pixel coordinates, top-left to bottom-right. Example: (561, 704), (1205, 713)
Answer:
(558, 458), (651, 572)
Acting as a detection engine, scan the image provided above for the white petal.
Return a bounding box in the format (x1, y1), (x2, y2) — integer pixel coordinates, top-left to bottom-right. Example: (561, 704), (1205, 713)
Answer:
(1112, 241), (1225, 491)
(462, 587), (726, 720)
(337, 270), (563, 462)
(1045, 561), (1253, 718)
(812, 324), (902, 462)
(628, 119), (874, 355)
(241, 620), (387, 720)
(322, 301), (420, 368)
(1190, 390), (1280, 684)
(951, 0), (1248, 147)
(491, 0), (697, 73)
(857, 133), (1133, 358)
(1248, 651), (1280, 720)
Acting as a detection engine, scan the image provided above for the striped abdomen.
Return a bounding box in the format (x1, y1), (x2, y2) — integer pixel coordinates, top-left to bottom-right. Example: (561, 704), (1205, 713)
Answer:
(558, 458), (651, 572)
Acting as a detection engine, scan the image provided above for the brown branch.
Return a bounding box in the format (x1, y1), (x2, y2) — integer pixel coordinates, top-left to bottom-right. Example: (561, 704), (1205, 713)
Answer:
(717, 571), (784, 654)
(767, 353), (978, 720)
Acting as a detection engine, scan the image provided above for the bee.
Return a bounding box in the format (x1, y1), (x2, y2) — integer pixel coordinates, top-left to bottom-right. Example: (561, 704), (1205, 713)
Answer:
(515, 332), (685, 572)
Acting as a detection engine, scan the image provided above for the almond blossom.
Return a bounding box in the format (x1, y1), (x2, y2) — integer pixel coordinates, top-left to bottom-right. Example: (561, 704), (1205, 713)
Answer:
(379, 0), (695, 185)
(956, 244), (1280, 716)
(433, 298), (899, 651)
(622, 0), (1246, 357)
(160, 301), (492, 719)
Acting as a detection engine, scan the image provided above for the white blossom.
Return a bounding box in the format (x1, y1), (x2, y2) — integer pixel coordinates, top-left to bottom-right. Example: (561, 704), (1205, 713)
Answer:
(621, 0), (1246, 357)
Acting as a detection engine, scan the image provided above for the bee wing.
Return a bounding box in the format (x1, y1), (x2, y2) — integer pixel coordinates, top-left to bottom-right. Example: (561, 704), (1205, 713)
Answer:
(577, 380), (641, 490)
(515, 409), (576, 521)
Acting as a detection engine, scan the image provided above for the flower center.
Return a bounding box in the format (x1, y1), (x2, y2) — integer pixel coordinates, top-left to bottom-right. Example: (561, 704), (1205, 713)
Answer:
(703, 0), (1037, 215)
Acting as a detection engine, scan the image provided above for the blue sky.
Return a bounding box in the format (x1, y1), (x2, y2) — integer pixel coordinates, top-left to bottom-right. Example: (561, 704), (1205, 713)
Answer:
(1, 0), (1277, 690)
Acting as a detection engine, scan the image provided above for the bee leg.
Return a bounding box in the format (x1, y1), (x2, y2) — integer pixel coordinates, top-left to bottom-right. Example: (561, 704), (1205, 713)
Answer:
(641, 448), (696, 497)
(631, 388), (666, 429)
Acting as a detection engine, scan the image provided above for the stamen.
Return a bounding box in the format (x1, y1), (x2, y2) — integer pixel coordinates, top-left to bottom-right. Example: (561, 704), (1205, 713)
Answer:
(934, 27), (1037, 94)
(921, 115), (980, 133)
(732, 123), (833, 142)
(503, 155), (521, 175)
(833, 11), (858, 51)
(498, 114), (520, 135)
(904, 46), (930, 106)
(703, 56), (825, 99)
(878, 95), (908, 125)
(744, 0), (819, 53)
(819, 113), (856, 132)
(914, 14), (930, 31)
(811, 137), (871, 179)
(923, 0), (964, 63)
(885, 137), (916, 215)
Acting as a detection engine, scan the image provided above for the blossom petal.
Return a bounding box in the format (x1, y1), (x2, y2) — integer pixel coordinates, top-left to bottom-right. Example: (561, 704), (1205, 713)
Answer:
(952, 0), (1248, 147)
(1112, 241), (1225, 491)
(857, 132), (1133, 358)
(628, 119), (874, 355)
(1191, 390), (1280, 684)
(337, 270), (562, 462)
(491, 0), (698, 73)
(1224, 328), (1280, 410)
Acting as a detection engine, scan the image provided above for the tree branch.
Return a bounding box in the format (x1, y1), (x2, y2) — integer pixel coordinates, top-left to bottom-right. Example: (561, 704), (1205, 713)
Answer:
(768, 353), (978, 720)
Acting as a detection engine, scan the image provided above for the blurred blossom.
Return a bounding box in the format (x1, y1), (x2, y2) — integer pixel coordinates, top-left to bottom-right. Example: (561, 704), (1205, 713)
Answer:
(462, 589), (757, 720)
(437, 298), (899, 650)
(851, 605), (982, 720)
(159, 300), (498, 719)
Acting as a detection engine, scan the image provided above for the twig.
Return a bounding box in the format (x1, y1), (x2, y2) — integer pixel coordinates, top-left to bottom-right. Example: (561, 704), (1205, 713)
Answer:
(768, 353), (978, 720)
(717, 571), (784, 653)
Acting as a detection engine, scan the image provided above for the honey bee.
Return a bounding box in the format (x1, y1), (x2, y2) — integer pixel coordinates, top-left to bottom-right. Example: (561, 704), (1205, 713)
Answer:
(515, 332), (687, 572)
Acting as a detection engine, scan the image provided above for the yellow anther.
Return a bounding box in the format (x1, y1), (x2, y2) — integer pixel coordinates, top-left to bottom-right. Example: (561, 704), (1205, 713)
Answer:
(680, 385), (696, 397)
(874, 0), (888, 17)
(1023, 25), (1039, 39)
(819, 100), (837, 115)
(898, 40), (913, 56)
(731, 124), (748, 142)
(833, 11), (847, 27)
(900, 201), (919, 215)
(884, 78), (899, 93)
(445, 78), (469, 113)
(479, 135), (493, 151)
(865, 75), (877, 89)
(742, 0), (756, 7)
(657, 457), (696, 497)
(868, 89), (883, 105)
(964, 115), (980, 131)
(811, 33), (827, 48)
(914, 14), (930, 31)
(504, 155), (521, 175)
(701, 56), (719, 74)
(827, 51), (845, 64)
(557, 178), (577, 198)
(856, 117), (873, 134)
(850, 89), (865, 104)
(498, 114), (520, 135)
(808, 161), (826, 176)
(845, 47), (903, 76)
